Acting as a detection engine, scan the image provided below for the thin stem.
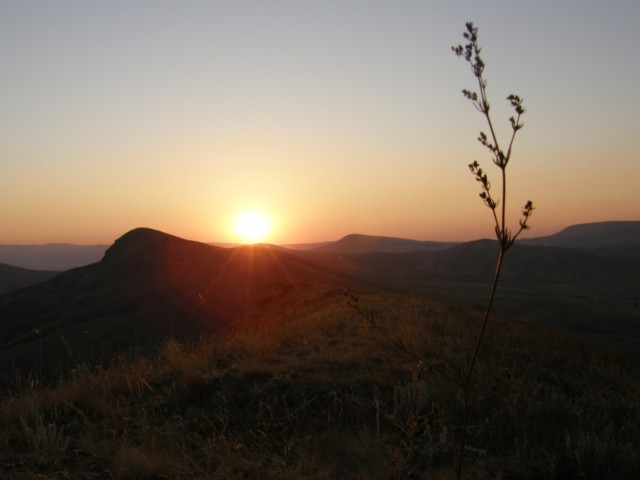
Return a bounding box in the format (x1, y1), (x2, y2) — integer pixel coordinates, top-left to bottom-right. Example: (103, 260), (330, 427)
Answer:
(453, 22), (532, 480)
(456, 389), (470, 480)
(504, 112), (521, 163)
(465, 248), (505, 387)
(501, 166), (507, 237)
(477, 76), (502, 166)
(476, 72), (506, 236)
(456, 248), (505, 480)
(490, 206), (500, 233)
(511, 210), (532, 243)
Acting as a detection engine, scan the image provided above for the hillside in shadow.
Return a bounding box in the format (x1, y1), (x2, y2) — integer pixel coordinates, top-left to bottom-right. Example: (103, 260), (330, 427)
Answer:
(2, 222), (639, 387)
(0, 228), (353, 387)
(302, 235), (640, 357)
(1, 289), (639, 479)
(0, 263), (58, 295)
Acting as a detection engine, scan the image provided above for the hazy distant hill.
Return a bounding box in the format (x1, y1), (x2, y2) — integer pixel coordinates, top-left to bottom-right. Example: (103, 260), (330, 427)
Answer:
(522, 221), (640, 257)
(282, 241), (332, 250)
(0, 263), (58, 295)
(0, 243), (108, 270)
(312, 222), (640, 256)
(314, 233), (456, 254)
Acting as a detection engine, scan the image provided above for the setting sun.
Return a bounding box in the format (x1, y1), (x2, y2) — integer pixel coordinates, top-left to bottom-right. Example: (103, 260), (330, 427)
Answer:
(233, 211), (272, 244)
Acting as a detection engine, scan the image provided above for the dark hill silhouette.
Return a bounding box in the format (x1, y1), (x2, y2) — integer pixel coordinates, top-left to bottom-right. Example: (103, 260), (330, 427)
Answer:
(0, 228), (351, 386)
(522, 221), (640, 257)
(314, 233), (456, 254)
(0, 263), (58, 295)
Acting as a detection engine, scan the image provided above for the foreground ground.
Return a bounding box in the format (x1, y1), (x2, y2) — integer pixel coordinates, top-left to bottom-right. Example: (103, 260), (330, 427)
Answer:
(1, 288), (639, 479)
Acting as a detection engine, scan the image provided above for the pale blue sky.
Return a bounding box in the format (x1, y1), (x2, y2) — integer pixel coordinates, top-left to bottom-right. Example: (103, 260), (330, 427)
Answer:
(1, 1), (638, 243)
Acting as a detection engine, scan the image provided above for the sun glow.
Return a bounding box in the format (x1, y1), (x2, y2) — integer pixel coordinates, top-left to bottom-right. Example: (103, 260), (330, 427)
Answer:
(233, 211), (272, 244)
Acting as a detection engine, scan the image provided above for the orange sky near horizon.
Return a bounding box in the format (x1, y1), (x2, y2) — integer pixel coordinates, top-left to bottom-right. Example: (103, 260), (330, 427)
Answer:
(2, 2), (639, 246)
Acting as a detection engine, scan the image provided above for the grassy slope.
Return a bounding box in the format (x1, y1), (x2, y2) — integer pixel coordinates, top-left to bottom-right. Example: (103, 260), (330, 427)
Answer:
(0, 233), (354, 388)
(1, 288), (639, 479)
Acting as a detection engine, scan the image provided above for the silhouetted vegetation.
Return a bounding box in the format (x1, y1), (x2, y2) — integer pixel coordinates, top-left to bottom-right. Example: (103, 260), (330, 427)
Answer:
(451, 21), (534, 478)
(1, 290), (639, 479)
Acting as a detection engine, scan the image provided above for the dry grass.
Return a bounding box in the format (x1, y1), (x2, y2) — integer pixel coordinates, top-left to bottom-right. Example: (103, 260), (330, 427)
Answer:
(1, 288), (639, 479)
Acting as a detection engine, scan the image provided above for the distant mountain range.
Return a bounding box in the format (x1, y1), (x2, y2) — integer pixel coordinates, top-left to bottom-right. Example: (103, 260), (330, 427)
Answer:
(0, 221), (638, 386)
(312, 233), (456, 253)
(521, 221), (640, 257)
(1, 221), (637, 272)
(0, 243), (108, 271)
(318, 221), (640, 256)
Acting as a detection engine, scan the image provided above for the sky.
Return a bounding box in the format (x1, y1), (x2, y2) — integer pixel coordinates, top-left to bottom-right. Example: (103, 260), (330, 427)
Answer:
(1, 1), (639, 245)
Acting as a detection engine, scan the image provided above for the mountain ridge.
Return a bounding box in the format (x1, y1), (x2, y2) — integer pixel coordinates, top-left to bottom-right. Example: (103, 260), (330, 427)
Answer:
(0, 243), (108, 271)
(0, 228), (354, 386)
(1, 220), (639, 385)
(311, 221), (640, 255)
(2, 220), (637, 269)
(313, 233), (457, 254)
(521, 220), (640, 256)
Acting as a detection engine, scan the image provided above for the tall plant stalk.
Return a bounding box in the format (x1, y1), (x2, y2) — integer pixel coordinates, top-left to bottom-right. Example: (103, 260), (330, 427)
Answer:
(452, 22), (534, 479)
